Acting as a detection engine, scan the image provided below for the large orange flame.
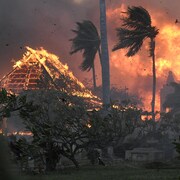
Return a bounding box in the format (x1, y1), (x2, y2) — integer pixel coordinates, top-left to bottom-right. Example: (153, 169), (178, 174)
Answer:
(12, 47), (101, 105)
(106, 5), (180, 113)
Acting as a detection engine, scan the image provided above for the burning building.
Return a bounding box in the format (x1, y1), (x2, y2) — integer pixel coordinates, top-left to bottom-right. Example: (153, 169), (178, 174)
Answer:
(0, 46), (101, 107)
(0, 47), (102, 135)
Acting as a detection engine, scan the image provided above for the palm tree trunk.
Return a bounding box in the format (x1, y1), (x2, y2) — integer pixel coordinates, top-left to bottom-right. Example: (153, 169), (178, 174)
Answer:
(99, 0), (110, 108)
(151, 38), (156, 122)
(92, 63), (97, 90)
(98, 47), (102, 66)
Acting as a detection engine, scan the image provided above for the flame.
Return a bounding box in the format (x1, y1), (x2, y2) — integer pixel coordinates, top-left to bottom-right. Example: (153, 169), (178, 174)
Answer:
(13, 61), (23, 68)
(0, 129), (2, 134)
(12, 47), (101, 106)
(106, 6), (180, 114)
(7, 131), (33, 136)
(13, 47), (85, 88)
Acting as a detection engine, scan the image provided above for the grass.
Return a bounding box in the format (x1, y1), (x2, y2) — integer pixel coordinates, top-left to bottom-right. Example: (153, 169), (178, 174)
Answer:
(18, 165), (180, 180)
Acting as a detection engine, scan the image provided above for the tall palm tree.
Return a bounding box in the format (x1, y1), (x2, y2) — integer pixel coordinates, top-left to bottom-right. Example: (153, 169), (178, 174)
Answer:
(112, 6), (159, 121)
(99, 0), (110, 108)
(70, 20), (101, 90)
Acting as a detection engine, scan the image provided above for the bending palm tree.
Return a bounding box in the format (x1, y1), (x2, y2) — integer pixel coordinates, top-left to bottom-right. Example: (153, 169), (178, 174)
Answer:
(112, 6), (159, 121)
(70, 20), (101, 90)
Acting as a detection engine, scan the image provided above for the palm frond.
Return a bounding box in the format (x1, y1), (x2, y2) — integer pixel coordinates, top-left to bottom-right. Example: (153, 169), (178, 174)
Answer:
(127, 6), (151, 26)
(126, 37), (144, 56)
(80, 47), (97, 71)
(112, 6), (158, 56)
(112, 27), (147, 56)
(70, 20), (100, 71)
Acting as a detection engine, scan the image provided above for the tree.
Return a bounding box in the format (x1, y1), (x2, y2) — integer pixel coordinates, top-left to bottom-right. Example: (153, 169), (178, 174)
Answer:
(0, 89), (28, 136)
(112, 6), (159, 121)
(87, 105), (142, 151)
(20, 89), (89, 170)
(70, 20), (101, 90)
(70, 1), (111, 106)
(99, 0), (110, 108)
(0, 89), (18, 119)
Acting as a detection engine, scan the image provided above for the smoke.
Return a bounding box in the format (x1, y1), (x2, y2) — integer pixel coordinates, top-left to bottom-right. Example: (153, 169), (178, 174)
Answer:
(106, 1), (180, 110)
(0, 0), (180, 111)
(0, 0), (98, 77)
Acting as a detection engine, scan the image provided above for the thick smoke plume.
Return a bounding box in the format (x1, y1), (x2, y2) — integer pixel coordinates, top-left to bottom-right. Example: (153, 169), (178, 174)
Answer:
(0, 0), (180, 111)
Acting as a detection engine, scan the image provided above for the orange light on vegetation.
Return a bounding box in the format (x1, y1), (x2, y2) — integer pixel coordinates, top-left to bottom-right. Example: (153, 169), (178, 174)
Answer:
(7, 131), (33, 136)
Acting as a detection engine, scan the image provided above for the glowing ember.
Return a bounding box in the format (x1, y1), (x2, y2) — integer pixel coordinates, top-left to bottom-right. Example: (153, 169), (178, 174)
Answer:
(87, 124), (91, 128)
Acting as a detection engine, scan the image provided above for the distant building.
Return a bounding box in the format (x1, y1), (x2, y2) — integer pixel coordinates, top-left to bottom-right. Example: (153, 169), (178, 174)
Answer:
(160, 71), (175, 112)
(125, 148), (164, 162)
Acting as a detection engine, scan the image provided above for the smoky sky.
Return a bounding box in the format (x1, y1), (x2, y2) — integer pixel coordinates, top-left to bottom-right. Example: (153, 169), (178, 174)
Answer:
(0, 0), (99, 77)
(0, 0), (180, 101)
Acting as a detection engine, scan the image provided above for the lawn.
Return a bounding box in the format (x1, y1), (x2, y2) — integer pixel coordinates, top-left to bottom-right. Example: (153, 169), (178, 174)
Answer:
(19, 165), (180, 180)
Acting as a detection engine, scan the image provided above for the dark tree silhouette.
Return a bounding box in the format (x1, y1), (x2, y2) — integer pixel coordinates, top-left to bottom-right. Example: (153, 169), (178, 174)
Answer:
(70, 20), (101, 90)
(112, 6), (159, 121)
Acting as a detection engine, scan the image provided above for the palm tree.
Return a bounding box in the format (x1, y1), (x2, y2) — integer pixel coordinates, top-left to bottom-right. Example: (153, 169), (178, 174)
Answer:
(99, 0), (110, 108)
(112, 6), (159, 121)
(70, 20), (101, 90)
